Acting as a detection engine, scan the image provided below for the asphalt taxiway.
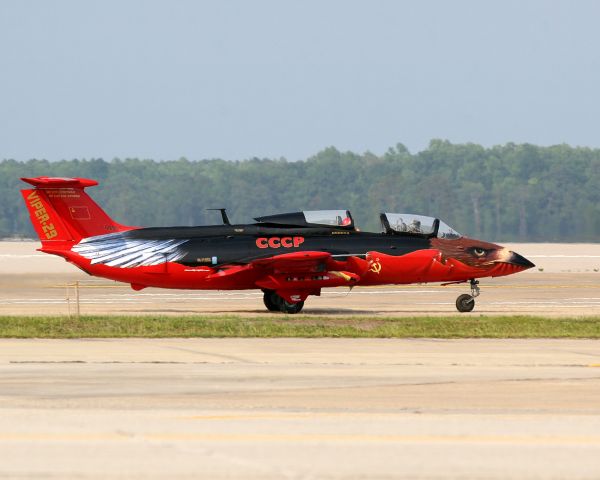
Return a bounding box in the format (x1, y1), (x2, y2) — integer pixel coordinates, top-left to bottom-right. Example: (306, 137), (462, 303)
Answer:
(1, 338), (600, 479)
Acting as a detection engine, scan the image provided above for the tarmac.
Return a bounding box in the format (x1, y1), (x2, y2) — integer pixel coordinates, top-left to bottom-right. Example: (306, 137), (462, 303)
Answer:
(1, 241), (600, 478)
(1, 338), (600, 479)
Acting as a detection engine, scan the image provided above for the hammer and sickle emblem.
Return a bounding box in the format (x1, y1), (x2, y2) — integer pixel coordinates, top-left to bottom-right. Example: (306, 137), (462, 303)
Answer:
(369, 261), (382, 274)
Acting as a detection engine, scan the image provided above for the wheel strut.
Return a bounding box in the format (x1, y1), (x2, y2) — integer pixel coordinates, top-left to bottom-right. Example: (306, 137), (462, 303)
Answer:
(469, 279), (480, 298)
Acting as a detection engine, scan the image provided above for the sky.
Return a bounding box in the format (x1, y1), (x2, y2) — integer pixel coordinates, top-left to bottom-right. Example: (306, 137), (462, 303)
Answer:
(1, 0), (599, 161)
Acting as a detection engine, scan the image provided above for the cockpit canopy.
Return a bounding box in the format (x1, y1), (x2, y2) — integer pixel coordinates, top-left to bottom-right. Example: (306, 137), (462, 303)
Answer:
(303, 210), (353, 227)
(255, 210), (355, 229)
(254, 209), (459, 238)
(381, 213), (461, 239)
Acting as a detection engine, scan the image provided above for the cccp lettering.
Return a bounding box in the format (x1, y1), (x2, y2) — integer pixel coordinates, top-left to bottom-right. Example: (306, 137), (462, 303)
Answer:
(256, 236), (305, 249)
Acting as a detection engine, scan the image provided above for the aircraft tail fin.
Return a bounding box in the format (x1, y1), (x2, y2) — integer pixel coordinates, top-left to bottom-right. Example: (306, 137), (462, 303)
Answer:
(20, 177), (131, 246)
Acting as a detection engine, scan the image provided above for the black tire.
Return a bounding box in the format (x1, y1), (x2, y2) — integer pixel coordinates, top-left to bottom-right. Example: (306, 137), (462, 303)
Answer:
(279, 299), (304, 314)
(456, 294), (475, 312)
(262, 290), (281, 312)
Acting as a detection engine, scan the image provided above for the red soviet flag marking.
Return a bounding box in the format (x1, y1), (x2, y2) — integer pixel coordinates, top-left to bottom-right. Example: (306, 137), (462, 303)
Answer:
(69, 206), (91, 220)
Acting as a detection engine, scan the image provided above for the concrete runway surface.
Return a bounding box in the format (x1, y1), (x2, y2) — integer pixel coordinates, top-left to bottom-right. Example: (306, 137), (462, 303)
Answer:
(1, 241), (600, 316)
(1, 338), (600, 479)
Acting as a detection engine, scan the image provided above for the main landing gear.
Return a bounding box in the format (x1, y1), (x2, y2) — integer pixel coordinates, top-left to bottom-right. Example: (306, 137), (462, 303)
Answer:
(262, 290), (304, 314)
(455, 279), (480, 313)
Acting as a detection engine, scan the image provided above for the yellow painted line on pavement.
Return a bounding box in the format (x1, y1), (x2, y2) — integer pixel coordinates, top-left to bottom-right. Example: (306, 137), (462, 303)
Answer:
(144, 433), (600, 446)
(0, 433), (127, 441)
(184, 413), (309, 421)
(1, 432), (600, 446)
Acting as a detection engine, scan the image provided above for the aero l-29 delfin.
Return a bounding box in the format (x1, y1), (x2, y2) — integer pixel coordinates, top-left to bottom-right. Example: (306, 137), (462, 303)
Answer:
(21, 177), (535, 313)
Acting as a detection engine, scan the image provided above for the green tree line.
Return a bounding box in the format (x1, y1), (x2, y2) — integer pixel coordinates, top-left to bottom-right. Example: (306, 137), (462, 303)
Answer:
(1, 140), (599, 242)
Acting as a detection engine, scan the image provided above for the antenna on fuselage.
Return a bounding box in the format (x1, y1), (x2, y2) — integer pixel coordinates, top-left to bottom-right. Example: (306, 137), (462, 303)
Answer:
(207, 208), (231, 225)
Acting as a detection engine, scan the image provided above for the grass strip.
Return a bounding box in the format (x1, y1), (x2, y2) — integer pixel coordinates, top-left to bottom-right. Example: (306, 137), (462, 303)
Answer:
(0, 315), (600, 338)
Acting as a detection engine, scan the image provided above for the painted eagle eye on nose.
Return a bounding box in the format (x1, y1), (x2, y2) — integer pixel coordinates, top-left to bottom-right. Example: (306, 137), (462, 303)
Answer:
(473, 248), (486, 257)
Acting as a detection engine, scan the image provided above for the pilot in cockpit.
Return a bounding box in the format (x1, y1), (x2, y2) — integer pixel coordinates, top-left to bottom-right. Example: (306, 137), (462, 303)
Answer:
(395, 218), (408, 232)
(337, 215), (352, 226)
(408, 219), (422, 233)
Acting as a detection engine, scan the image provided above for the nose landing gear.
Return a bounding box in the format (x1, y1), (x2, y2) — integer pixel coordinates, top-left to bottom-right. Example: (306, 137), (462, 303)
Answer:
(455, 279), (480, 313)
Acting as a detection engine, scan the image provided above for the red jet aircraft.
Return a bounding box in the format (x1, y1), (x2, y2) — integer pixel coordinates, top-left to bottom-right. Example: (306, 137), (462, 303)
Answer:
(21, 177), (534, 313)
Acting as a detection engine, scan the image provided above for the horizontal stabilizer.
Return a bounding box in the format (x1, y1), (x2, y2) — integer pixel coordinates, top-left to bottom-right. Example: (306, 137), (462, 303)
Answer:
(21, 177), (99, 188)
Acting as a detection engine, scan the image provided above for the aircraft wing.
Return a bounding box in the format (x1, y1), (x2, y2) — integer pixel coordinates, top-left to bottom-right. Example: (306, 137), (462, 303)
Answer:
(209, 250), (367, 306)
(246, 251), (370, 293)
(250, 251), (332, 273)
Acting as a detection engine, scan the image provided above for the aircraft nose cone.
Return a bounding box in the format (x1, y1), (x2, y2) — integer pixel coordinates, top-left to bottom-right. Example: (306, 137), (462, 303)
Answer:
(507, 251), (535, 269)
